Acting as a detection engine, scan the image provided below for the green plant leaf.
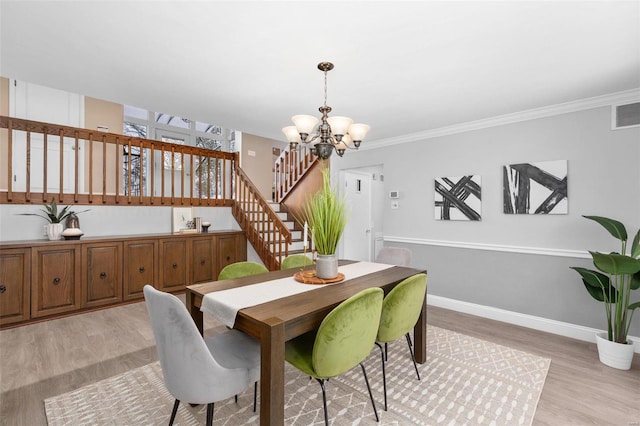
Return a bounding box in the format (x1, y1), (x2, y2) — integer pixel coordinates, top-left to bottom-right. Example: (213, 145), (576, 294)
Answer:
(591, 252), (640, 275)
(571, 267), (616, 302)
(628, 301), (640, 311)
(631, 229), (640, 259)
(583, 215), (627, 242)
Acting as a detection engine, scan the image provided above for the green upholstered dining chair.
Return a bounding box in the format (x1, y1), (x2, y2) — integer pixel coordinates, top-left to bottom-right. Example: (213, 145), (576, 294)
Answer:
(285, 287), (384, 426)
(280, 254), (315, 270)
(218, 261), (268, 280)
(376, 273), (427, 411)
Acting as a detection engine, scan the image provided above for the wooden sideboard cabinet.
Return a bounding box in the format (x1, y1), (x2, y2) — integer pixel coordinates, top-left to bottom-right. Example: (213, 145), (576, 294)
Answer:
(0, 248), (31, 326)
(0, 230), (246, 328)
(123, 240), (157, 301)
(82, 242), (123, 308)
(31, 245), (82, 318)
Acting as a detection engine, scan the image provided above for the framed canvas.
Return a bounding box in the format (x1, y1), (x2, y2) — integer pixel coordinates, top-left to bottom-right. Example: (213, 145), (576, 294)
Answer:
(172, 207), (194, 233)
(503, 160), (568, 214)
(434, 175), (481, 221)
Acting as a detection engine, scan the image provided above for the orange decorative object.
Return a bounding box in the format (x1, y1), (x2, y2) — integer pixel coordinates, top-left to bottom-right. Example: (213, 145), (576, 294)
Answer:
(293, 271), (345, 285)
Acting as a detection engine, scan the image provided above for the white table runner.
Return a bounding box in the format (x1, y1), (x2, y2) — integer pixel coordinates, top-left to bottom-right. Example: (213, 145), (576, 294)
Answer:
(201, 261), (394, 327)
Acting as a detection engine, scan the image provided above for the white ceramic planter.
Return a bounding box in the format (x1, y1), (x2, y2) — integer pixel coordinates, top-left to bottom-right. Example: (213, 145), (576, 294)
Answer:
(315, 254), (338, 279)
(47, 223), (63, 241)
(595, 332), (635, 370)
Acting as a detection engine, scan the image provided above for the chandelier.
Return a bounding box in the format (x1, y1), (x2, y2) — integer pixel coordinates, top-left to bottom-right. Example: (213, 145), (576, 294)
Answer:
(282, 62), (370, 160)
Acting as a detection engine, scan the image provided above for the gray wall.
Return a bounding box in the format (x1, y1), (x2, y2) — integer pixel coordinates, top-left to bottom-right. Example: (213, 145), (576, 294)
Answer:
(334, 106), (640, 336)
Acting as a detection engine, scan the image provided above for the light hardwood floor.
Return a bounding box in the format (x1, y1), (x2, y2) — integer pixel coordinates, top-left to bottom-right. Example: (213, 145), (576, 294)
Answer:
(1, 300), (638, 425)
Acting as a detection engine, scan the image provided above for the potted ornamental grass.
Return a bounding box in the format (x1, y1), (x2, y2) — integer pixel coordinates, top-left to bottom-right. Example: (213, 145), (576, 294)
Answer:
(571, 215), (640, 370)
(299, 165), (349, 279)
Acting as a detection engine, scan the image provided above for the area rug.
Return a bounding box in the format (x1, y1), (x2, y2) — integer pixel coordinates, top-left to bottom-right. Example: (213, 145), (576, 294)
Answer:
(44, 325), (550, 425)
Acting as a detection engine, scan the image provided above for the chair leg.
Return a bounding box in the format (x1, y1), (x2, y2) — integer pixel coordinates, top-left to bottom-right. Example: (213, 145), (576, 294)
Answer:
(253, 381), (258, 412)
(168, 399), (180, 426)
(384, 342), (388, 361)
(315, 379), (329, 426)
(375, 342), (388, 411)
(405, 333), (420, 380)
(205, 402), (214, 426)
(235, 394), (238, 403)
(360, 363), (380, 422)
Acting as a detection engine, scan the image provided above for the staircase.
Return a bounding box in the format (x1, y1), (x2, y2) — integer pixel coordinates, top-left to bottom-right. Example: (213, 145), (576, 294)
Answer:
(233, 148), (317, 270)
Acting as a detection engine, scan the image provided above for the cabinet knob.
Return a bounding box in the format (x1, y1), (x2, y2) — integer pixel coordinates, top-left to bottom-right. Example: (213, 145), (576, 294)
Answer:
(53, 277), (61, 285)
(226, 256), (231, 261)
(172, 262), (178, 269)
(0, 285), (6, 293)
(200, 259), (206, 265)
(100, 272), (107, 279)
(139, 266), (145, 273)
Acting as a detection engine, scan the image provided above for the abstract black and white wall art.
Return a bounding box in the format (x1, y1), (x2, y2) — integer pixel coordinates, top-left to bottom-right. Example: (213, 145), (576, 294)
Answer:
(434, 175), (481, 221)
(503, 160), (568, 214)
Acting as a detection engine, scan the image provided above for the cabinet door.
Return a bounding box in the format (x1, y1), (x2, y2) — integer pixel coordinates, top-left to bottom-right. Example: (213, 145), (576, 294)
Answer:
(82, 242), (122, 308)
(159, 239), (188, 292)
(32, 245), (81, 318)
(0, 248), (31, 326)
(192, 237), (214, 284)
(124, 240), (157, 301)
(216, 234), (247, 278)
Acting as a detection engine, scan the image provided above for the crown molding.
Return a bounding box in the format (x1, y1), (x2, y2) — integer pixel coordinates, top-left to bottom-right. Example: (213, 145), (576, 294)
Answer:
(363, 88), (640, 150)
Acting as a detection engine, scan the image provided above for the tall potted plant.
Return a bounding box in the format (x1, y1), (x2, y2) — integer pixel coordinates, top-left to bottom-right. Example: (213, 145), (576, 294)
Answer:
(571, 215), (640, 370)
(300, 165), (349, 279)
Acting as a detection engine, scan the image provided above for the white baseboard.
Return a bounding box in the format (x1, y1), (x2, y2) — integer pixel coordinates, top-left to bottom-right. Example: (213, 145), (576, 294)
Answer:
(428, 295), (640, 354)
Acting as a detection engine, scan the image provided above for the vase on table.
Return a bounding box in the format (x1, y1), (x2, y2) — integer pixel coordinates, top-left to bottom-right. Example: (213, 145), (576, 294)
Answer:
(315, 254), (338, 279)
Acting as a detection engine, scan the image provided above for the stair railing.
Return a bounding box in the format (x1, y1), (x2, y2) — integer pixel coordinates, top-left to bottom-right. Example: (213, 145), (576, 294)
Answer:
(273, 143), (317, 203)
(233, 165), (291, 270)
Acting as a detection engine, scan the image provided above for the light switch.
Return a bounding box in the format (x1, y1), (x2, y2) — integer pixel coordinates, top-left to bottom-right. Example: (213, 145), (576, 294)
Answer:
(391, 201), (399, 209)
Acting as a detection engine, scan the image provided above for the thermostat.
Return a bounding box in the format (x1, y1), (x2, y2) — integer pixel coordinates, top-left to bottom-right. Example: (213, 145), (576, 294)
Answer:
(389, 191), (399, 199)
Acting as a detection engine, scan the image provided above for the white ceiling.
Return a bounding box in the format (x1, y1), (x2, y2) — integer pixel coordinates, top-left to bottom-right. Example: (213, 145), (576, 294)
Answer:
(1, 1), (639, 145)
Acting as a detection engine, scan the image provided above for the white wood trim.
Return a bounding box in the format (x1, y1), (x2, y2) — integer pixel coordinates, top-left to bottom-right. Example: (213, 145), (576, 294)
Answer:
(363, 88), (640, 148)
(384, 235), (590, 259)
(428, 295), (640, 353)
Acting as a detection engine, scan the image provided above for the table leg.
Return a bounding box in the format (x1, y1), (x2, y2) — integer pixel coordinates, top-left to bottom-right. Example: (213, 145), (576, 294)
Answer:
(414, 295), (427, 363)
(185, 290), (204, 335)
(260, 317), (285, 426)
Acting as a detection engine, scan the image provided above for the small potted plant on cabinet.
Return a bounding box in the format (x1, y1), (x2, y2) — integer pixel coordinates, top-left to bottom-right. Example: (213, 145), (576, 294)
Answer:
(20, 199), (89, 241)
(571, 215), (640, 370)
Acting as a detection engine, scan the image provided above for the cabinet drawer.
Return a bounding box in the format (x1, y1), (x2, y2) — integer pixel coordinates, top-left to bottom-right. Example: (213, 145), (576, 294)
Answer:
(32, 246), (81, 318)
(0, 249), (31, 326)
(82, 242), (122, 308)
(124, 240), (157, 301)
(192, 237), (214, 284)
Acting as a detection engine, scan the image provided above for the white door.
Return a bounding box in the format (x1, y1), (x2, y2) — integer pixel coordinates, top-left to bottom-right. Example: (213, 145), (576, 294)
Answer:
(9, 80), (84, 194)
(340, 170), (373, 261)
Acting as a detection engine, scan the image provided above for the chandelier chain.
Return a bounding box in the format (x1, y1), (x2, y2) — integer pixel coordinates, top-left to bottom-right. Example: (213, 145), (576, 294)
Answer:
(323, 70), (328, 108)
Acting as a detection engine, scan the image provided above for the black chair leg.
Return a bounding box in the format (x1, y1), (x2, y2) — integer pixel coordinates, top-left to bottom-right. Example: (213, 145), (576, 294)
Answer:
(253, 381), (258, 412)
(405, 333), (420, 380)
(235, 394), (238, 403)
(315, 378), (329, 426)
(384, 342), (388, 361)
(360, 363), (379, 422)
(168, 399), (180, 426)
(375, 342), (388, 411)
(205, 402), (214, 426)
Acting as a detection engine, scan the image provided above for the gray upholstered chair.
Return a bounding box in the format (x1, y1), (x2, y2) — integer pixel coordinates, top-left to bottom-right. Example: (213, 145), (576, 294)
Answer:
(375, 246), (412, 266)
(375, 273), (427, 410)
(285, 287), (383, 425)
(280, 253), (315, 270)
(143, 285), (260, 426)
(218, 261), (268, 280)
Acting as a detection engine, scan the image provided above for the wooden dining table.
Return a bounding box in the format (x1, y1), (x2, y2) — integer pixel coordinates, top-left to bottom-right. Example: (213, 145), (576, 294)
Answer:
(185, 260), (427, 426)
